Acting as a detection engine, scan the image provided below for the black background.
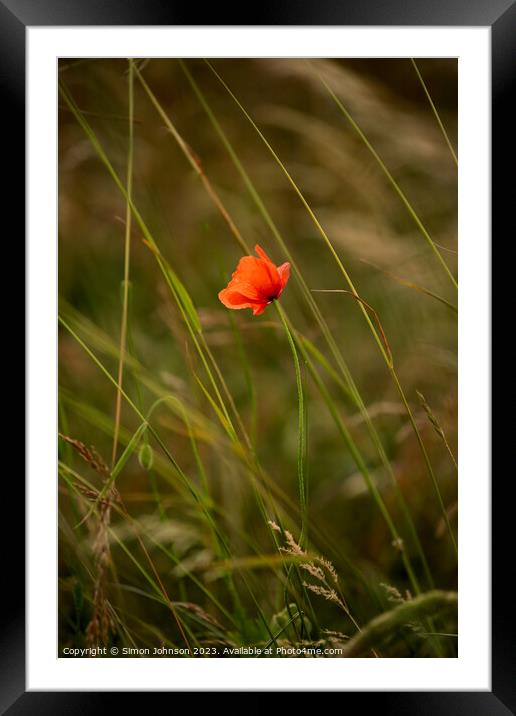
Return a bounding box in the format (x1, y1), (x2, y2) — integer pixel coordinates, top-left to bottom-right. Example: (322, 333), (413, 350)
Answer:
(1, 0), (513, 712)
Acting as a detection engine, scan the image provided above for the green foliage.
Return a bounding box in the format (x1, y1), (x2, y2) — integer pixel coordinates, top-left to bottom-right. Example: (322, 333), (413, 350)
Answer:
(58, 57), (458, 657)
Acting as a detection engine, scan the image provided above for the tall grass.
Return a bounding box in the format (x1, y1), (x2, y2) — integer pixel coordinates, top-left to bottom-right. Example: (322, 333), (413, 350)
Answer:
(198, 58), (456, 558)
(58, 57), (458, 657)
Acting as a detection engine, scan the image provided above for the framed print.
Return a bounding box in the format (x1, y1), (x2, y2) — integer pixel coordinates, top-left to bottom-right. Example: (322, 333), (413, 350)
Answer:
(5, 0), (512, 709)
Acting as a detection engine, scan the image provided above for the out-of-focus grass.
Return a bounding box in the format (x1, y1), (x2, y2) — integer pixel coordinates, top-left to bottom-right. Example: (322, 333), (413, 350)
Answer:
(58, 58), (458, 657)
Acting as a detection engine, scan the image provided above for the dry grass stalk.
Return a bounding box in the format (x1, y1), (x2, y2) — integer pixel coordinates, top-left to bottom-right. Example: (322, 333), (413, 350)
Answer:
(268, 521), (347, 612)
(85, 486), (116, 649)
(61, 434), (117, 648)
(59, 433), (109, 477)
(416, 390), (458, 471)
(380, 582), (412, 605)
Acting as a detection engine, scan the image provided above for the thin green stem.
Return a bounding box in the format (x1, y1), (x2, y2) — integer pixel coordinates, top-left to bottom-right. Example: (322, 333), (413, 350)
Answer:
(310, 61), (457, 290)
(274, 301), (307, 546)
(410, 58), (458, 167)
(290, 321), (423, 597)
(392, 372), (457, 557)
(111, 59), (135, 468)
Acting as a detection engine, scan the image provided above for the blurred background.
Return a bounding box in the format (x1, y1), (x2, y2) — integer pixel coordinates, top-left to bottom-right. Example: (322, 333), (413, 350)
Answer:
(58, 58), (457, 656)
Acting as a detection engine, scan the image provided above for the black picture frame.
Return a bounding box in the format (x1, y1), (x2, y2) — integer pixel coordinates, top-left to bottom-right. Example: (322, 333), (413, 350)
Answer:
(4, 0), (512, 710)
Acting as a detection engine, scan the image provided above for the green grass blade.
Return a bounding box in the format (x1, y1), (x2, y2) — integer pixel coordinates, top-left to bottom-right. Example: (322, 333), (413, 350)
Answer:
(342, 590), (457, 657)
(410, 59), (458, 166)
(275, 301), (307, 546)
(111, 59), (135, 468)
(310, 61), (458, 290)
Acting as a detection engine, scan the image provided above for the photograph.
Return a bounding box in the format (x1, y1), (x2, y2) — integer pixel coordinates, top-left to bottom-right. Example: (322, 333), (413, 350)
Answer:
(57, 57), (459, 660)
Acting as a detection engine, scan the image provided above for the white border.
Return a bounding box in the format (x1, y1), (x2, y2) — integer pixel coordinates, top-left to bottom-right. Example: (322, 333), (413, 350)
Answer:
(27, 27), (490, 691)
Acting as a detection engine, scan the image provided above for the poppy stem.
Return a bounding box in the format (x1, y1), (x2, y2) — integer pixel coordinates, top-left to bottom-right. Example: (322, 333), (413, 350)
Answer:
(274, 301), (307, 546)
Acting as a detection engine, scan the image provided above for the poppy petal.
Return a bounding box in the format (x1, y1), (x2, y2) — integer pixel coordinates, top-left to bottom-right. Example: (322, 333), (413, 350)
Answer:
(255, 244), (273, 263)
(252, 302), (269, 316)
(277, 262), (291, 289)
(218, 286), (266, 312)
(231, 256), (281, 299)
(218, 245), (289, 316)
(223, 280), (263, 302)
(254, 245), (283, 294)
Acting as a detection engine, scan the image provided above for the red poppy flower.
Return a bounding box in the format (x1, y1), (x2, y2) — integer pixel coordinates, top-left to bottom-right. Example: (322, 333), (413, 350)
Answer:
(218, 244), (291, 316)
